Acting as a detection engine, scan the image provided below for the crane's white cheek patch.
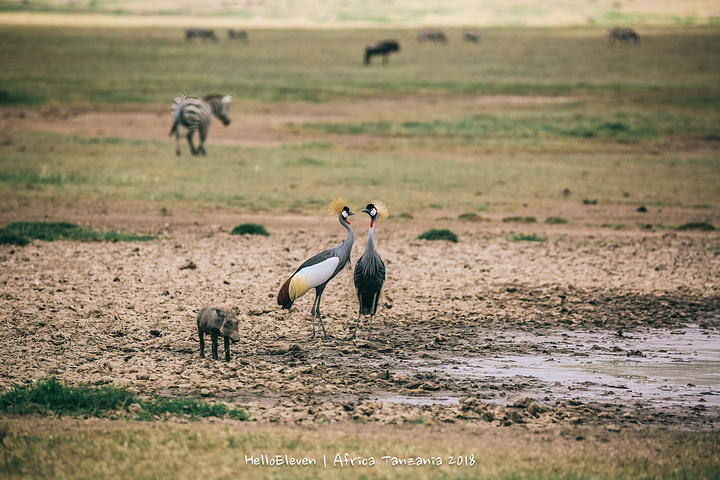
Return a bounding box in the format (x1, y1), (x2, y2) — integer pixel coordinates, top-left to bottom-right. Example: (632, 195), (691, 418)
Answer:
(289, 257), (340, 299)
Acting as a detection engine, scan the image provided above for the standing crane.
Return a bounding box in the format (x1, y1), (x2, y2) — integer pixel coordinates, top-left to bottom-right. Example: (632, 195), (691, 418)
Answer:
(277, 196), (354, 340)
(347, 200), (389, 341)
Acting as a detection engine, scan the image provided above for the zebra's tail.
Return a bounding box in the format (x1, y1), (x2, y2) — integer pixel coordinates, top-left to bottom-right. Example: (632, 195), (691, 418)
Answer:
(169, 98), (184, 136)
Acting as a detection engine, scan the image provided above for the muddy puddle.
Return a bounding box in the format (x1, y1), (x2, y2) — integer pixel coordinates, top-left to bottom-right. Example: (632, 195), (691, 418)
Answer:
(371, 324), (720, 409)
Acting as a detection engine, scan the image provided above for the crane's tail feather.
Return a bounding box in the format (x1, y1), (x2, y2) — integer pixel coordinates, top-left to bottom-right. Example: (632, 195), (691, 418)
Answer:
(277, 277), (293, 308)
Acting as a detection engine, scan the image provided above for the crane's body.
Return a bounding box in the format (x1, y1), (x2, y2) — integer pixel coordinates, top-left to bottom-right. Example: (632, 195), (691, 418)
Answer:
(277, 196), (354, 339)
(348, 201), (389, 341)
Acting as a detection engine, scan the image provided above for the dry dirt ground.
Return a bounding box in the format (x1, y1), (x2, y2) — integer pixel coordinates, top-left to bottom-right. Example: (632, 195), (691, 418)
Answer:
(1, 104), (719, 436)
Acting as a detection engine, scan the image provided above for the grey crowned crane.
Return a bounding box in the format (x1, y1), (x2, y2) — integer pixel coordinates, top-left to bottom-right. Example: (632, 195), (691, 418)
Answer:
(347, 200), (389, 341)
(277, 196), (354, 340)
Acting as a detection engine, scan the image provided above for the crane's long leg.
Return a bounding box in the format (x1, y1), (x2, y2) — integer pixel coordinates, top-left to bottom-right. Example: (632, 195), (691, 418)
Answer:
(367, 293), (379, 340)
(345, 293), (363, 341)
(310, 287), (331, 340)
(346, 311), (362, 341)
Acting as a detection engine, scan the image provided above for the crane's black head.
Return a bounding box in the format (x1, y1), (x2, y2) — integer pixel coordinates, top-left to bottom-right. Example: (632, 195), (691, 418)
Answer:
(361, 200), (388, 227)
(341, 206), (354, 224)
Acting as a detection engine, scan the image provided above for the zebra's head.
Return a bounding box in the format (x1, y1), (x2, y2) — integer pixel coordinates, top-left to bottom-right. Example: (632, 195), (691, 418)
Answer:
(205, 94), (232, 126)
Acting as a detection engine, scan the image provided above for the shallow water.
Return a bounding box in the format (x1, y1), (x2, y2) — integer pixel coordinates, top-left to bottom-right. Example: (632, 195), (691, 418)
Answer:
(379, 325), (720, 409)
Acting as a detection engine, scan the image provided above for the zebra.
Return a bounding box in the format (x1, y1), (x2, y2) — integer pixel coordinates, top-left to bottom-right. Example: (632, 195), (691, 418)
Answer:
(169, 94), (232, 156)
(417, 29), (447, 44)
(463, 30), (480, 43)
(185, 27), (219, 43)
(608, 27), (640, 45)
(364, 40), (400, 65)
(228, 29), (249, 43)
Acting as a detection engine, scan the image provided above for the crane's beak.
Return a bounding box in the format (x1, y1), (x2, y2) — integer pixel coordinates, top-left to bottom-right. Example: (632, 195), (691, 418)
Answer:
(361, 208), (370, 214)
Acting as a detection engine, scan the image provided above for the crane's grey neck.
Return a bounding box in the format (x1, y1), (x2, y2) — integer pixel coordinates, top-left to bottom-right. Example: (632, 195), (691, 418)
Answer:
(337, 213), (354, 257)
(365, 221), (377, 253)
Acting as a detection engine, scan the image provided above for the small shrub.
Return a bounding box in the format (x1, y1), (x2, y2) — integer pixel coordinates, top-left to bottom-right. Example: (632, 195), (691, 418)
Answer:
(417, 228), (458, 243)
(583, 199), (598, 205)
(545, 216), (568, 224)
(676, 222), (715, 232)
(502, 216), (537, 223)
(0, 221), (156, 244)
(0, 231), (30, 246)
(231, 223), (270, 236)
(458, 212), (487, 222)
(511, 234), (547, 242)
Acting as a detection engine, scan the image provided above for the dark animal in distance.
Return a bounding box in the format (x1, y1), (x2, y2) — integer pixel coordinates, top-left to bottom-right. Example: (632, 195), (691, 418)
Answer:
(277, 196), (355, 340)
(417, 29), (447, 44)
(463, 30), (480, 43)
(197, 304), (241, 361)
(185, 27), (219, 42)
(364, 40), (400, 65)
(608, 27), (640, 45)
(348, 201), (388, 341)
(228, 29), (249, 42)
(169, 93), (232, 156)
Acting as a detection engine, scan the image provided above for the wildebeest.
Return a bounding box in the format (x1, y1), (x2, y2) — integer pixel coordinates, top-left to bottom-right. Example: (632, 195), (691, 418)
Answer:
(228, 29), (249, 42)
(364, 40), (400, 65)
(185, 27), (219, 43)
(463, 30), (480, 43)
(417, 29), (447, 44)
(608, 27), (640, 45)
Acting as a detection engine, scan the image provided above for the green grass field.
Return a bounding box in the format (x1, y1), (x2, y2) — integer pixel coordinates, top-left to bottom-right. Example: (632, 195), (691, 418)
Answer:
(0, 25), (718, 217)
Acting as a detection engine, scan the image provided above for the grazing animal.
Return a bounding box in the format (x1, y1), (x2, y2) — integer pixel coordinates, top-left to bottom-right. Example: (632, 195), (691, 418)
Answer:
(197, 304), (241, 361)
(417, 29), (447, 44)
(463, 30), (480, 43)
(364, 40), (400, 65)
(608, 27), (640, 45)
(186, 27), (219, 42)
(277, 196), (355, 340)
(169, 93), (232, 156)
(347, 200), (388, 341)
(228, 29), (249, 42)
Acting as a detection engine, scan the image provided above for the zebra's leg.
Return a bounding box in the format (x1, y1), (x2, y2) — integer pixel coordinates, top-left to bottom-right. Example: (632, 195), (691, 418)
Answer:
(198, 125), (208, 156)
(186, 129), (199, 156)
(174, 126), (182, 156)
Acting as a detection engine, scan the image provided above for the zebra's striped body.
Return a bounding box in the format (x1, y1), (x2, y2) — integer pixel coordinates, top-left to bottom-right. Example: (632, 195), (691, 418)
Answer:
(608, 27), (640, 45)
(186, 27), (219, 42)
(417, 29), (447, 44)
(228, 29), (249, 42)
(463, 30), (480, 43)
(170, 94), (232, 156)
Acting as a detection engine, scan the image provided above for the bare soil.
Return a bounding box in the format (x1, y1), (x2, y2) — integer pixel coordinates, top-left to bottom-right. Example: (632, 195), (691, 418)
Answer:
(1, 104), (719, 435)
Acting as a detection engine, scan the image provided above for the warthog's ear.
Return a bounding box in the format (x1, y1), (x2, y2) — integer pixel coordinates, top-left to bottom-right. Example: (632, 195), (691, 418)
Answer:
(222, 95), (232, 104)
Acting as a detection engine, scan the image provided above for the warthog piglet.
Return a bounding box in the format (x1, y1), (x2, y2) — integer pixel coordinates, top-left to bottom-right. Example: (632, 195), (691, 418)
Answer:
(197, 303), (241, 361)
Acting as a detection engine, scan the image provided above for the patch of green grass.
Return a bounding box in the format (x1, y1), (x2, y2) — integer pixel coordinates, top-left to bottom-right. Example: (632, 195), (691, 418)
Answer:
(0, 89), (46, 105)
(417, 228), (458, 242)
(0, 377), (134, 417)
(0, 377), (249, 421)
(511, 233), (547, 242)
(545, 216), (568, 224)
(0, 221), (156, 245)
(502, 216), (537, 223)
(458, 212), (487, 222)
(676, 222), (715, 231)
(230, 223), (270, 236)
